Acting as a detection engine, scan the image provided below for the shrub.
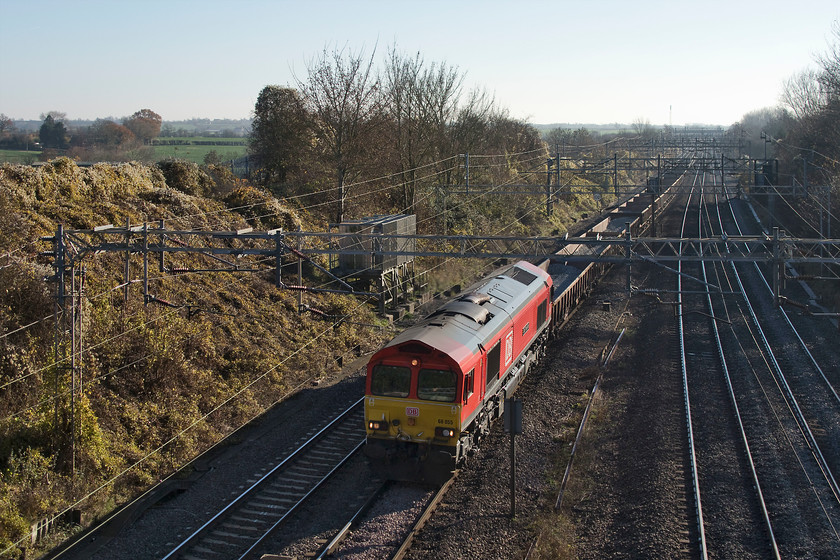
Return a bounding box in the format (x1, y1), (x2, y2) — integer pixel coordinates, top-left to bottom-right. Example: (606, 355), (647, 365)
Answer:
(156, 159), (215, 197)
(223, 185), (302, 231)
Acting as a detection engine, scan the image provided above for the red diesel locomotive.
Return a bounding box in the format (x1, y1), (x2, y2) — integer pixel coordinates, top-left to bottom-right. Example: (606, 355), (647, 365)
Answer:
(363, 261), (552, 484)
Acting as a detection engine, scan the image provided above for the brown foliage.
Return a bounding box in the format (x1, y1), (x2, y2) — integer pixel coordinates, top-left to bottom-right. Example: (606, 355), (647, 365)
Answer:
(0, 158), (388, 555)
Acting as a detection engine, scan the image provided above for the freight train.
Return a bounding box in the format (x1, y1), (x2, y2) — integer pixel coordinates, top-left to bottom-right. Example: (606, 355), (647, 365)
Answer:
(363, 260), (551, 484)
(363, 182), (679, 484)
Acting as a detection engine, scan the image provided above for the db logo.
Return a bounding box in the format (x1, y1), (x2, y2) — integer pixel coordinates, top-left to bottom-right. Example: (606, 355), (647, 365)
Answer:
(505, 331), (514, 366)
(406, 407), (420, 417)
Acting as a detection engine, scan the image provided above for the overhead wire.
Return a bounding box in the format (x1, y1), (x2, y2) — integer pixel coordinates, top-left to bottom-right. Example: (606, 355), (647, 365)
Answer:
(0, 257), (277, 420)
(148, 147), (551, 232)
(160, 154), (461, 229)
(0, 143), (547, 409)
(764, 183), (828, 238)
(132, 149), (548, 296)
(2, 140), (606, 400)
(270, 149), (552, 294)
(1, 255), (267, 392)
(0, 303), (184, 392)
(0, 314), (55, 342)
(1, 290), (378, 558)
(2, 136), (632, 556)
(768, 138), (839, 226)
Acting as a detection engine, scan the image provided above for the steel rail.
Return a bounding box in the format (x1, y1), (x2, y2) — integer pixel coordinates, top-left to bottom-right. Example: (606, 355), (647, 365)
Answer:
(732, 206), (840, 408)
(677, 174), (708, 560)
(726, 237), (840, 507)
(390, 474), (459, 560)
(553, 328), (624, 511)
(768, 289), (840, 405)
(162, 396), (365, 560)
(702, 188), (780, 558)
(724, 196), (840, 505)
(314, 481), (390, 559)
(238, 439), (366, 559)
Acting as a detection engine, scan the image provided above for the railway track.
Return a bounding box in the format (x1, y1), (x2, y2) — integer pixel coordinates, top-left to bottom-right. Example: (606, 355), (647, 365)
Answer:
(161, 397), (366, 560)
(679, 171), (779, 558)
(728, 199), (840, 483)
(198, 160), (839, 560)
(51, 147), (836, 559)
(677, 163), (840, 557)
(721, 196), (840, 554)
(388, 477), (456, 560)
(254, 476), (453, 559)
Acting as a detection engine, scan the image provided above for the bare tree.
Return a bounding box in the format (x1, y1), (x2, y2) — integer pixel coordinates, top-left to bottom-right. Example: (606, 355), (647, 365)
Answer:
(0, 113), (14, 133)
(816, 21), (840, 97)
(632, 117), (654, 138)
(782, 69), (825, 119)
(40, 110), (67, 122)
(123, 109), (162, 143)
(781, 21), (840, 180)
(418, 59), (464, 163)
(382, 46), (465, 213)
(296, 44), (381, 224)
(382, 48), (427, 213)
(450, 87), (496, 152)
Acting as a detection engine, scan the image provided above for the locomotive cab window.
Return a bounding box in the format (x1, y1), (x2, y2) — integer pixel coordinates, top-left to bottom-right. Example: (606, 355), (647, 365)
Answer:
(464, 368), (475, 403)
(537, 299), (547, 327)
(418, 369), (456, 402)
(371, 365), (411, 397)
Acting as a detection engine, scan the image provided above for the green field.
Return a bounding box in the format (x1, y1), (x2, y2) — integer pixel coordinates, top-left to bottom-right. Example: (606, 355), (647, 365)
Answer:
(0, 138), (249, 166)
(0, 149), (41, 164)
(152, 140), (248, 164)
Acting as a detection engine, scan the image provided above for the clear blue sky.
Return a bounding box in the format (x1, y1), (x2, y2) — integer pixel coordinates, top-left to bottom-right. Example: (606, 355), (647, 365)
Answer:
(1, 0), (837, 126)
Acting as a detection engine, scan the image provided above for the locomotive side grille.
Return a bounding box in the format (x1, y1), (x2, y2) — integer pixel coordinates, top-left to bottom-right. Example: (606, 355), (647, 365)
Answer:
(506, 266), (538, 285)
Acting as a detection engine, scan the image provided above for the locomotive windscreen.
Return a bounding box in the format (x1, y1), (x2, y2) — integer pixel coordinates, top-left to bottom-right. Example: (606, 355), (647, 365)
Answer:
(417, 369), (456, 402)
(371, 365), (411, 397)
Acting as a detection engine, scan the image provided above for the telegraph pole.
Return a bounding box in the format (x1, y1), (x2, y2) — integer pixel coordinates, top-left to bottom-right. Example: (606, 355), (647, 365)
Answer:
(464, 153), (470, 195)
(546, 157), (553, 217)
(51, 225), (66, 454)
(613, 153), (618, 197)
(504, 398), (522, 518)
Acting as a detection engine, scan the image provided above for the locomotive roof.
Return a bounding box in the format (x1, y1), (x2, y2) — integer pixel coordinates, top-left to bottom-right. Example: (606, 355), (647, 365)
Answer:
(381, 261), (551, 365)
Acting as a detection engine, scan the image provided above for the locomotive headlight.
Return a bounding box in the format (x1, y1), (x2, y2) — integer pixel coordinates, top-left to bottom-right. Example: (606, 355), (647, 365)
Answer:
(368, 420), (387, 431)
(435, 427), (456, 438)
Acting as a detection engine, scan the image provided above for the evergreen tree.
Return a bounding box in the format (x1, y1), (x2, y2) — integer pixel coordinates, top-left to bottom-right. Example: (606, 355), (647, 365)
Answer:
(39, 114), (68, 149)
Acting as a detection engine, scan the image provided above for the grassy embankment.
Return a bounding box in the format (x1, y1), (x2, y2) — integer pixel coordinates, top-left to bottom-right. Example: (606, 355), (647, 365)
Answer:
(0, 158), (386, 557)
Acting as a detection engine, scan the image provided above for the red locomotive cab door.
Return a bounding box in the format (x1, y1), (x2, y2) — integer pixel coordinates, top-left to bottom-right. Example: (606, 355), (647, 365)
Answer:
(479, 355), (487, 401)
(462, 366), (476, 409)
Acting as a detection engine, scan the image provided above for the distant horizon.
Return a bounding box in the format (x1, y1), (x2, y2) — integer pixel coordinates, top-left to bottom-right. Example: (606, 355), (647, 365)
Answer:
(3, 1), (836, 130)
(6, 115), (732, 129)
